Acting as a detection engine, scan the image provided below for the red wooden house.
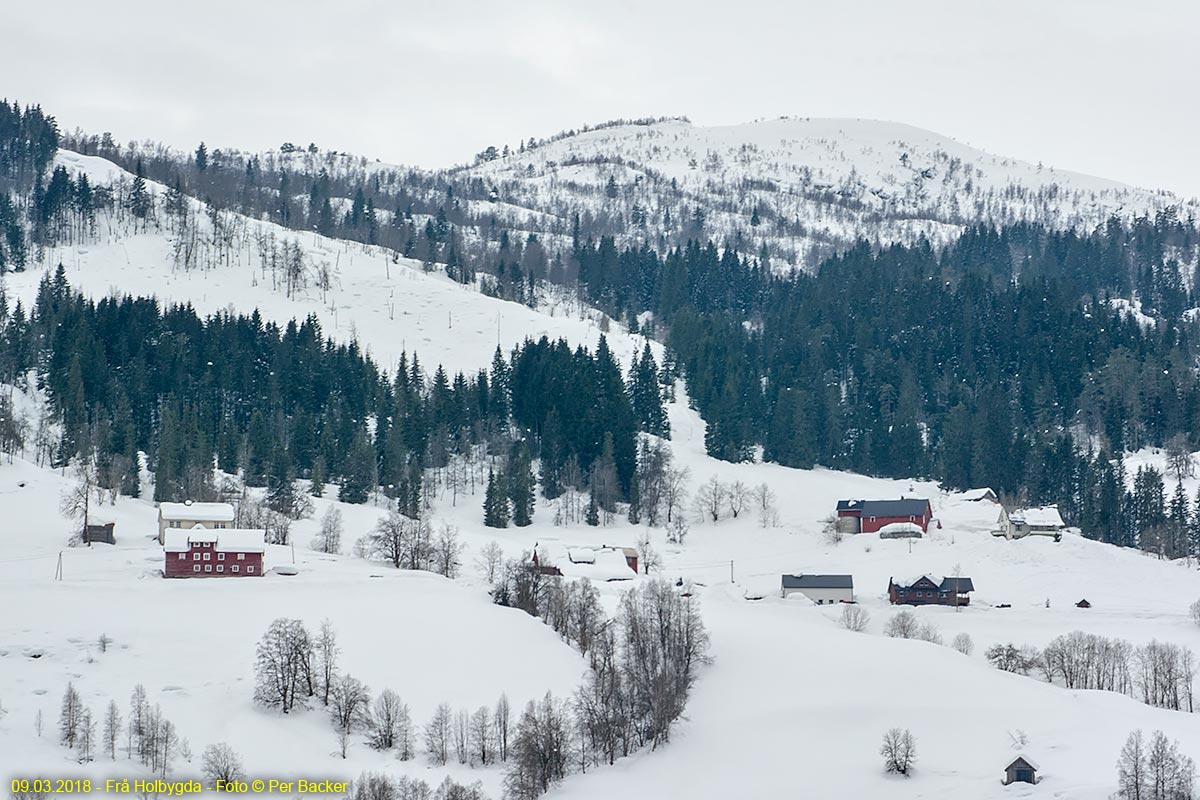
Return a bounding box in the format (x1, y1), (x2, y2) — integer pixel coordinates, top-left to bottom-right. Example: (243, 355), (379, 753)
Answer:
(836, 498), (932, 534)
(888, 575), (974, 606)
(164, 528), (266, 578)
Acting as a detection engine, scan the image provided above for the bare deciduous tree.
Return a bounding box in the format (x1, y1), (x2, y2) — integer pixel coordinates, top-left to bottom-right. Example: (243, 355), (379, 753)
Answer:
(476, 540), (504, 584)
(200, 742), (245, 785)
(424, 703), (452, 765)
(880, 728), (917, 776)
(693, 476), (727, 523)
(839, 604), (870, 632)
(951, 633), (974, 656)
(312, 506), (343, 554)
(884, 610), (920, 639)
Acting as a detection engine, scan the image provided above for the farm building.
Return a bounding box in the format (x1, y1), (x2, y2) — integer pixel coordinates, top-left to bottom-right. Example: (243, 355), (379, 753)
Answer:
(1002, 755), (1039, 785)
(836, 498), (933, 534)
(532, 543), (637, 581)
(996, 506), (1066, 541)
(780, 574), (854, 604)
(83, 512), (116, 545)
(163, 528), (266, 578)
(888, 575), (974, 606)
(959, 488), (999, 503)
(157, 501), (235, 544)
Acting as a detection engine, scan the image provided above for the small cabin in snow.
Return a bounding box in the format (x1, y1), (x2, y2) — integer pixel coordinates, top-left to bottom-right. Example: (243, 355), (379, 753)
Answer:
(996, 506), (1065, 541)
(1002, 755), (1039, 785)
(889, 575), (974, 606)
(163, 528), (266, 578)
(960, 488), (999, 504)
(157, 501), (235, 544)
(83, 512), (116, 545)
(836, 498), (932, 534)
(780, 574), (854, 604)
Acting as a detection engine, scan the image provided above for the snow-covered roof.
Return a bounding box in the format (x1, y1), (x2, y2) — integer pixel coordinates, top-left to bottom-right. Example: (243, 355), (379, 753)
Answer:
(214, 529), (267, 553)
(1006, 754), (1039, 771)
(162, 528), (265, 554)
(959, 488), (997, 502)
(86, 510), (116, 525)
(535, 543), (634, 581)
(878, 521), (923, 533)
(1009, 506), (1065, 528)
(567, 547), (596, 564)
(158, 501), (235, 522)
(782, 574), (853, 589)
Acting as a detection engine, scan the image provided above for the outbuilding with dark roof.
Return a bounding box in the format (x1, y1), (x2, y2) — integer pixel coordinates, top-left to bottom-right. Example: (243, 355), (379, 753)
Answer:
(781, 574), (854, 604)
(836, 498), (933, 534)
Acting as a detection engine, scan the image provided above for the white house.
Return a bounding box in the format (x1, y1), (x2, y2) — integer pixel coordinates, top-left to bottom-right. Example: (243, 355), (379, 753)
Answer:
(157, 501), (236, 544)
(996, 506), (1066, 540)
(780, 574), (854, 604)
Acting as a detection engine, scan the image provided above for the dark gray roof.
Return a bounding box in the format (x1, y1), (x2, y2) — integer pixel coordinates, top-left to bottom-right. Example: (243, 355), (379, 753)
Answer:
(940, 577), (975, 593)
(858, 499), (930, 517)
(782, 574), (854, 589)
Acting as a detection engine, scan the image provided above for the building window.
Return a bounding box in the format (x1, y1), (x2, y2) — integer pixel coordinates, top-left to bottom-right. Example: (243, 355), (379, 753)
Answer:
(205, 564), (212, 572)
(232, 565), (239, 574)
(193, 565), (200, 573)
(218, 553), (225, 561)
(238, 553), (245, 561)
(217, 565), (224, 573)
(247, 566), (255, 574)
(193, 553), (200, 561)
(203, 553), (210, 561)
(178, 553), (186, 560)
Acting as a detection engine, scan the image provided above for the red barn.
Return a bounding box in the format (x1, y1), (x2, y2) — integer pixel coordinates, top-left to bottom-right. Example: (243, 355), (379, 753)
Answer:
(836, 498), (932, 534)
(164, 528), (266, 578)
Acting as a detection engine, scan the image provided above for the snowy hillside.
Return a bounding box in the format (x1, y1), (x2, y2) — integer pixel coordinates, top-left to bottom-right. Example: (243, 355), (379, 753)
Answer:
(459, 117), (1199, 268)
(5, 149), (653, 376)
(3, 389), (1199, 798)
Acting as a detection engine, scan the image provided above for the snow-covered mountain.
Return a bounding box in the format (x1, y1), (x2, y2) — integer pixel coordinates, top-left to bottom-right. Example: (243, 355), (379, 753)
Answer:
(454, 117), (1198, 268)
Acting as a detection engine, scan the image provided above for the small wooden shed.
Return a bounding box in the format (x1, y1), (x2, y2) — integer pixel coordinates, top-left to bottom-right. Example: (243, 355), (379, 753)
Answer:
(1002, 755), (1039, 785)
(84, 515), (116, 545)
(1076, 599), (1091, 608)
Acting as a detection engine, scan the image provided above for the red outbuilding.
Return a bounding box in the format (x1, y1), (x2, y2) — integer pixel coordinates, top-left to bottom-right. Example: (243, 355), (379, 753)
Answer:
(163, 527), (266, 578)
(836, 498), (933, 534)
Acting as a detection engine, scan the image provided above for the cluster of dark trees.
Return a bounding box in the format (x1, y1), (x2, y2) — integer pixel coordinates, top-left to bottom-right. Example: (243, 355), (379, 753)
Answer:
(564, 221), (1200, 521)
(0, 268), (667, 515)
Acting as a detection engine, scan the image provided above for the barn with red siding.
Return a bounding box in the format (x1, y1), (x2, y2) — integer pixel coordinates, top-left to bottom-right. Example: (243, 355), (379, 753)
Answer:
(836, 498), (933, 534)
(163, 528), (266, 578)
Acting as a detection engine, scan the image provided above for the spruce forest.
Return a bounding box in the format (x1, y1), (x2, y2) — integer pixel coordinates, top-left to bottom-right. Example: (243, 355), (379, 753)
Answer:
(3, 99), (1200, 561)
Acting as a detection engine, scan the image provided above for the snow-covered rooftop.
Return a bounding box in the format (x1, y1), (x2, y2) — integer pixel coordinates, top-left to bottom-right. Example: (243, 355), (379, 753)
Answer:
(163, 528), (265, 553)
(1009, 506), (1066, 528)
(158, 501), (235, 522)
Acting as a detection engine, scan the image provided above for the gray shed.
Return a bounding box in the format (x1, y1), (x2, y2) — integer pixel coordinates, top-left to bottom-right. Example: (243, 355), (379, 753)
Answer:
(1002, 755), (1039, 785)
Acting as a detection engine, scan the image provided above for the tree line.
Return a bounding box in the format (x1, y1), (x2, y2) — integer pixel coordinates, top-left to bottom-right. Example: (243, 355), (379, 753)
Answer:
(0, 272), (670, 523)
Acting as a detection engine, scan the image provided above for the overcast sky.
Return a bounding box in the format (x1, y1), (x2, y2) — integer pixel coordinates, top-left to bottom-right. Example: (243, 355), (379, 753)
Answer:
(4, 0), (1198, 197)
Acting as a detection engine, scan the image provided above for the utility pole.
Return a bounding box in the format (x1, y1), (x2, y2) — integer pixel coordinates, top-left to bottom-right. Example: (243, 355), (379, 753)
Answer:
(55, 551), (63, 581)
(729, 560), (734, 583)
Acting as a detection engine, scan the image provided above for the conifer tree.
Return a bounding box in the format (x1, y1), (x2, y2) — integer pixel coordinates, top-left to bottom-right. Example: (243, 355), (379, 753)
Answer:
(509, 448), (535, 527)
(484, 469), (510, 528)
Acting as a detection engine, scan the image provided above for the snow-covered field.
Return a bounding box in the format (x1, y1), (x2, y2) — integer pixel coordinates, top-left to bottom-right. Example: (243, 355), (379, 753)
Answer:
(3, 393), (1200, 798)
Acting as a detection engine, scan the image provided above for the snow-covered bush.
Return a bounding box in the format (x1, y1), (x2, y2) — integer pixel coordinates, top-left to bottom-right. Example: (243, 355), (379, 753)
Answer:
(839, 604), (870, 632)
(951, 633), (974, 656)
(884, 610), (919, 639)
